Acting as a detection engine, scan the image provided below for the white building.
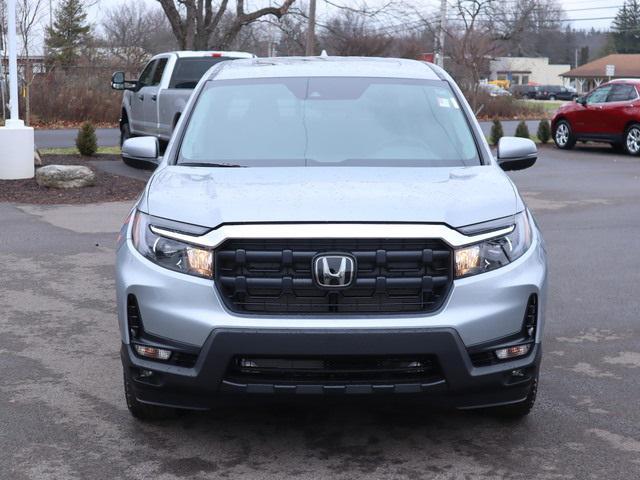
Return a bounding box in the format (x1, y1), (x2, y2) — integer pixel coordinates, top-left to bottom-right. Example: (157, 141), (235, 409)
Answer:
(489, 57), (570, 86)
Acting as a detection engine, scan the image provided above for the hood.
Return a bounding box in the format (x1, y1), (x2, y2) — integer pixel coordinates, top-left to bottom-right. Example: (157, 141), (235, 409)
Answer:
(144, 166), (519, 229)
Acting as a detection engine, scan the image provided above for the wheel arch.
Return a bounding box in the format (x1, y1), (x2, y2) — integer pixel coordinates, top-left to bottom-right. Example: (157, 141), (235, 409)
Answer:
(623, 120), (640, 134)
(552, 115), (568, 132)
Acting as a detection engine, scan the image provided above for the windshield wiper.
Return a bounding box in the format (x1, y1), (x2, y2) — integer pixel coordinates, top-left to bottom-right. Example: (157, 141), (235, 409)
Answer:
(178, 162), (245, 168)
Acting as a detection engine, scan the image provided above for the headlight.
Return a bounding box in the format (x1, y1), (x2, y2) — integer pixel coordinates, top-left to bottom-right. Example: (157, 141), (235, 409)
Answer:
(131, 211), (213, 278)
(455, 211), (532, 278)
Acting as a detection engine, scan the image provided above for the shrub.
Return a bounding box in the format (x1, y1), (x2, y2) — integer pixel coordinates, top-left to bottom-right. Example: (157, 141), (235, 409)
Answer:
(490, 118), (504, 145)
(537, 119), (551, 144)
(76, 122), (98, 156)
(468, 91), (545, 119)
(515, 120), (530, 139)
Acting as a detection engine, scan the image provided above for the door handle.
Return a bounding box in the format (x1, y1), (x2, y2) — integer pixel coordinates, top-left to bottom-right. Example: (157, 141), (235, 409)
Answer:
(151, 94), (157, 101)
(138, 94), (144, 101)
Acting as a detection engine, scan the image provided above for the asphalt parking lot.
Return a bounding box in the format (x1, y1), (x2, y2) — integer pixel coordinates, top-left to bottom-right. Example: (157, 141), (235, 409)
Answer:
(1, 144), (639, 479)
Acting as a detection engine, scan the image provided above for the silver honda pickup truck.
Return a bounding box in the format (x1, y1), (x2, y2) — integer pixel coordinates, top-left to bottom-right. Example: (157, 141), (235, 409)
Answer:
(111, 50), (254, 165)
(116, 56), (547, 421)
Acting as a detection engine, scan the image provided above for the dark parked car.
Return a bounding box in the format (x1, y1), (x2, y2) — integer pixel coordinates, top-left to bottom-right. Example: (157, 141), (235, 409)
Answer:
(551, 79), (640, 154)
(535, 85), (578, 101)
(510, 84), (540, 99)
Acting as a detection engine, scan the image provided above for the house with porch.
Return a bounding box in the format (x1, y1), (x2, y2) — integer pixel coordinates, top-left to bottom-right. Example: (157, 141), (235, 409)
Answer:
(561, 54), (640, 93)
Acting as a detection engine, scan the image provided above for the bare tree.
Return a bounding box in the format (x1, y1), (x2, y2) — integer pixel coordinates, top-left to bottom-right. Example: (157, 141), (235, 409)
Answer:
(407, 0), (546, 109)
(156, 0), (297, 50)
(275, 9), (307, 56)
(320, 10), (393, 57)
(101, 3), (176, 73)
(17, 0), (45, 125)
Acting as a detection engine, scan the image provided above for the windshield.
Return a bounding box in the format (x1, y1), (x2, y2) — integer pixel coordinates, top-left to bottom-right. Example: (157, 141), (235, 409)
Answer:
(178, 77), (481, 167)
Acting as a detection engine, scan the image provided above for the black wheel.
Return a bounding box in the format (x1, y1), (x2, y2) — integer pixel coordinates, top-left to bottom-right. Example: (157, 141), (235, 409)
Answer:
(490, 373), (538, 419)
(624, 124), (640, 155)
(553, 120), (576, 150)
(123, 372), (177, 421)
(120, 122), (131, 147)
(549, 95), (556, 101)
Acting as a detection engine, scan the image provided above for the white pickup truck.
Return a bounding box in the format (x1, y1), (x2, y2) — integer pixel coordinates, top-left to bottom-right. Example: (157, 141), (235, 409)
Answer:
(111, 51), (254, 165)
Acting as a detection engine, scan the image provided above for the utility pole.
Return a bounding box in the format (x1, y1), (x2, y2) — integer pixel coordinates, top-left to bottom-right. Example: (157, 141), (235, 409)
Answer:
(6, 0), (19, 124)
(305, 0), (317, 56)
(435, 0), (447, 68)
(0, 0), (35, 180)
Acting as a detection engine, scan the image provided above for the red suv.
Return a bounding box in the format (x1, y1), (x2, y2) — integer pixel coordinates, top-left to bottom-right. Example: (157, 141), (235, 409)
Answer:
(552, 79), (640, 155)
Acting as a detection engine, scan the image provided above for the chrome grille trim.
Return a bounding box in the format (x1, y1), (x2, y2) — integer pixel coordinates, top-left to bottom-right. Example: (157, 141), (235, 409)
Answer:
(149, 223), (514, 249)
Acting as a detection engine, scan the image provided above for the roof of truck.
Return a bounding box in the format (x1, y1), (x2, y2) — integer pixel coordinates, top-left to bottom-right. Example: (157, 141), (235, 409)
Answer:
(160, 51), (255, 59)
(211, 56), (440, 81)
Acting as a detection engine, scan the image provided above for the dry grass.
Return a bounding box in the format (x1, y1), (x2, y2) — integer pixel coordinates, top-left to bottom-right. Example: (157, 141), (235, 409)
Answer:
(28, 71), (122, 125)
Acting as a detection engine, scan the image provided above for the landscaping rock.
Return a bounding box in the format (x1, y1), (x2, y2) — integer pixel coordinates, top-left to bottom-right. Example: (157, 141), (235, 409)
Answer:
(34, 150), (42, 166)
(35, 165), (96, 189)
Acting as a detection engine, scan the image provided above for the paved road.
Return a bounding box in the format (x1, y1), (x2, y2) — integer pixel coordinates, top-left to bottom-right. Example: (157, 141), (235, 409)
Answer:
(1, 145), (639, 479)
(35, 128), (121, 149)
(34, 120), (542, 149)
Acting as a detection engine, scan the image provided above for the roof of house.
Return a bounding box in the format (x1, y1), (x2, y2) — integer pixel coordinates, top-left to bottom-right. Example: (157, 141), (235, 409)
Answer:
(562, 54), (640, 78)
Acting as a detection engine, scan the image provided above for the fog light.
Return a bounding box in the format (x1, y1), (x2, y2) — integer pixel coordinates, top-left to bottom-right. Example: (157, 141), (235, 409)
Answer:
(495, 344), (531, 360)
(134, 344), (172, 361)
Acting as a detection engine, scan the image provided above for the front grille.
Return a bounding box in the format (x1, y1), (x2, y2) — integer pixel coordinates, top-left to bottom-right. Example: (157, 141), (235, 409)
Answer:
(225, 355), (442, 385)
(214, 238), (453, 314)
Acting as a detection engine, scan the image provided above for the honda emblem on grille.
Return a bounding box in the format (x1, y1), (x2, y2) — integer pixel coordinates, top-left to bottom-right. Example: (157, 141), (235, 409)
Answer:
(313, 254), (356, 289)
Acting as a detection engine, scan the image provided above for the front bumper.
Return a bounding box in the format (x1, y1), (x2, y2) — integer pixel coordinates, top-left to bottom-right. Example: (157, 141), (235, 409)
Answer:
(117, 218), (546, 409)
(122, 328), (541, 411)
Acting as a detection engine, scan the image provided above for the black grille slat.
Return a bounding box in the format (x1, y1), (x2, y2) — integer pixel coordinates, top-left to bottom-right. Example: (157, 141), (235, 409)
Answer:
(215, 238), (453, 314)
(226, 355), (443, 385)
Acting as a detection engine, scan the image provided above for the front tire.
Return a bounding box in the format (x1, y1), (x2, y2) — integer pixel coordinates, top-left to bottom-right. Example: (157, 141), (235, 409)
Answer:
(624, 124), (640, 155)
(549, 95), (556, 101)
(120, 122), (131, 147)
(123, 372), (177, 421)
(553, 120), (576, 150)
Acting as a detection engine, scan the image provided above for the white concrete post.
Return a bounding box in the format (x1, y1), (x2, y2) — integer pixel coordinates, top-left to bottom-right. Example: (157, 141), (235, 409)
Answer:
(0, 0), (35, 179)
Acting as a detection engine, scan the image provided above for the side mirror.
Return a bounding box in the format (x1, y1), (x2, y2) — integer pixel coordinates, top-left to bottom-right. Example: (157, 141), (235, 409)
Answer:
(496, 137), (537, 171)
(576, 96), (587, 106)
(122, 137), (159, 165)
(111, 71), (137, 91)
(111, 71), (125, 90)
